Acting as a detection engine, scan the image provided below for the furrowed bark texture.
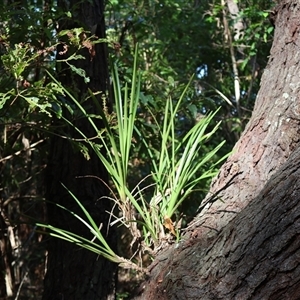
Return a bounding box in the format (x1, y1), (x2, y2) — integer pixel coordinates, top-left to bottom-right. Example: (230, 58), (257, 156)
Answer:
(191, 0), (300, 239)
(137, 147), (300, 299)
(136, 1), (300, 298)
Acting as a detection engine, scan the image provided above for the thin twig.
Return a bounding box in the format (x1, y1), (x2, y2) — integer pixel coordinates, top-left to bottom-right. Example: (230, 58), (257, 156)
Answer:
(0, 139), (44, 163)
(222, 0), (241, 117)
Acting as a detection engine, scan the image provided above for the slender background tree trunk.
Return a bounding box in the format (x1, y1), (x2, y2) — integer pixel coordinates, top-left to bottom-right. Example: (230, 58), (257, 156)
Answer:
(135, 1), (300, 298)
(43, 1), (117, 299)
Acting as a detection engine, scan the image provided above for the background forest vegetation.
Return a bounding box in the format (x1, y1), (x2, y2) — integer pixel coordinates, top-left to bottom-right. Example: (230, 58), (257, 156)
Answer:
(0, 0), (274, 298)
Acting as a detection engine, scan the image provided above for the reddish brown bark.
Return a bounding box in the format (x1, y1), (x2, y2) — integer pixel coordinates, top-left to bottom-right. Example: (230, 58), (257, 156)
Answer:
(136, 1), (300, 298)
(137, 147), (300, 299)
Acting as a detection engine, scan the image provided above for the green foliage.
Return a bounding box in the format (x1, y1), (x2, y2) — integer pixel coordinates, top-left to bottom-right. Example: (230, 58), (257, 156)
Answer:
(40, 47), (228, 265)
(0, 0), (275, 295)
(37, 183), (140, 270)
(105, 0), (274, 148)
(238, 6), (274, 69)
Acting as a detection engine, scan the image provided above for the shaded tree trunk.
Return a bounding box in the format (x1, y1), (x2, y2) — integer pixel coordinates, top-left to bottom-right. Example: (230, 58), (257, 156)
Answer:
(136, 1), (300, 298)
(43, 1), (117, 299)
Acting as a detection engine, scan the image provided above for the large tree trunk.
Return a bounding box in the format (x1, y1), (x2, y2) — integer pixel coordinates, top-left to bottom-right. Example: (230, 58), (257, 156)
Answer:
(43, 1), (117, 299)
(136, 1), (300, 298)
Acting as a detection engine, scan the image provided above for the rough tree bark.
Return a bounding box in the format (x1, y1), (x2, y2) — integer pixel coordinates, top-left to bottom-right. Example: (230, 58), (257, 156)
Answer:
(43, 1), (117, 299)
(136, 1), (300, 299)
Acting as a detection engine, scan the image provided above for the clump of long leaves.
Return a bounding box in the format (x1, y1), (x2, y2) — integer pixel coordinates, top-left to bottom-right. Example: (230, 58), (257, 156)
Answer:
(137, 100), (226, 245)
(40, 45), (228, 269)
(37, 183), (139, 271)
